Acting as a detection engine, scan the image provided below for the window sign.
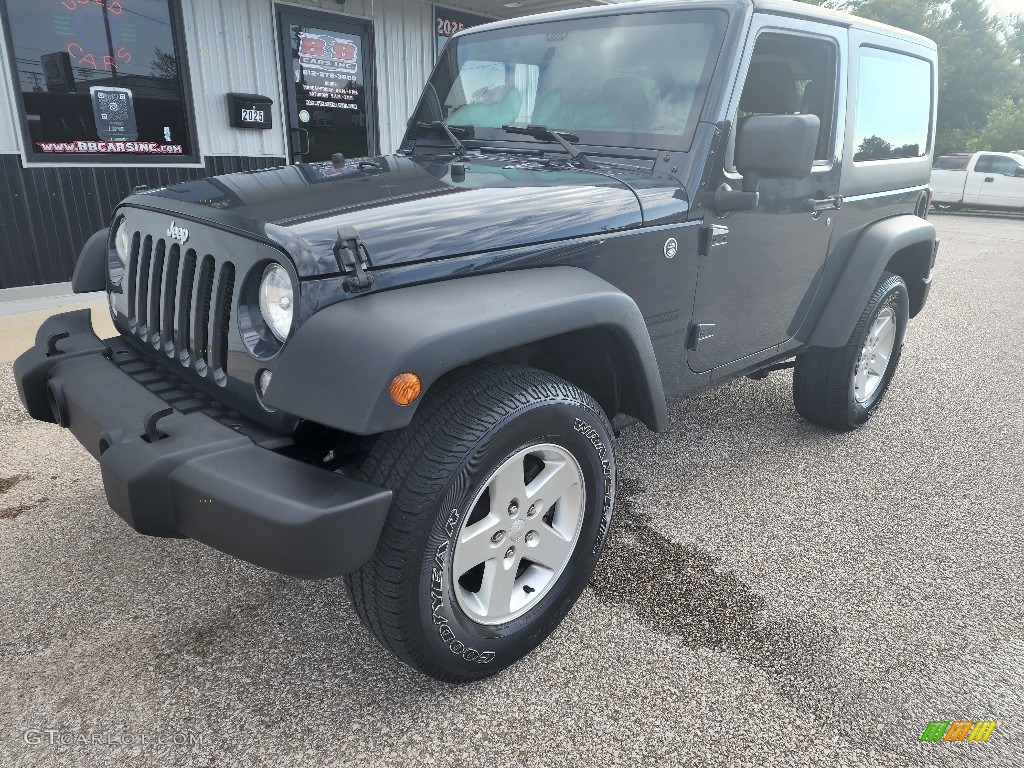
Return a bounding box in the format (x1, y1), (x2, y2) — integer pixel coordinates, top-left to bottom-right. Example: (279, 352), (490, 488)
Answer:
(1, 0), (196, 162)
(90, 86), (138, 140)
(435, 7), (493, 60)
(297, 30), (362, 110)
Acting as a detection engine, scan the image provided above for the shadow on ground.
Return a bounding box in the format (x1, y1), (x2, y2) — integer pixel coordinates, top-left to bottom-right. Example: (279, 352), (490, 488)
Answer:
(589, 476), (874, 742)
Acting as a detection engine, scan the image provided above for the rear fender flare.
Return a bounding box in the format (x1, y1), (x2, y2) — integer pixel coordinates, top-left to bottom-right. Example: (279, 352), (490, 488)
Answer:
(806, 216), (936, 348)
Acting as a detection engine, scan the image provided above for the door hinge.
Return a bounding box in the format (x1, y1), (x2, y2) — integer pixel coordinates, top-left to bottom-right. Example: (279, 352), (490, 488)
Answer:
(333, 226), (374, 292)
(698, 224), (728, 256)
(687, 323), (715, 351)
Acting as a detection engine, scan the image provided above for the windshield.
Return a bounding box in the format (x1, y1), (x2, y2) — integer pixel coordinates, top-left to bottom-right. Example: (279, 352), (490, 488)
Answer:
(409, 9), (728, 153)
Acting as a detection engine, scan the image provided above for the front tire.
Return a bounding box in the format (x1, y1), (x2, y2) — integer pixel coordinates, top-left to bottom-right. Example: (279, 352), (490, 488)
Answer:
(793, 271), (909, 431)
(346, 364), (616, 682)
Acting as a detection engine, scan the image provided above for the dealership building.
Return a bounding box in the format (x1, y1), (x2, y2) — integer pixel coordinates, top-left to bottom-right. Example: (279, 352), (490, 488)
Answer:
(0, 0), (600, 291)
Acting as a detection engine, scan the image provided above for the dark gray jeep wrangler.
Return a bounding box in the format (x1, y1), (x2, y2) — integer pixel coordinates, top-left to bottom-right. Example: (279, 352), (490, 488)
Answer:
(15, 0), (938, 681)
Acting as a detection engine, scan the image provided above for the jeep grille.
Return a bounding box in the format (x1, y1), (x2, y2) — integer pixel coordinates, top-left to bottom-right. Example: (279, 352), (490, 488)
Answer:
(124, 231), (236, 384)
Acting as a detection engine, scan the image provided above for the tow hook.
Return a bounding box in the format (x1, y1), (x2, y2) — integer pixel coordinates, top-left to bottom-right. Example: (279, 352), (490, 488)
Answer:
(142, 407), (174, 443)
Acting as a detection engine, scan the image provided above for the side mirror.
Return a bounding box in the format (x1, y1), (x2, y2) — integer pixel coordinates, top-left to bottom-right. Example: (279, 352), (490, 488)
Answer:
(714, 114), (821, 214)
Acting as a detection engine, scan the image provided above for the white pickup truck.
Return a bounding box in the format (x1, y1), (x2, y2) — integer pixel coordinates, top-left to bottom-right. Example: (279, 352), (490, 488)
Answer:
(931, 151), (1024, 212)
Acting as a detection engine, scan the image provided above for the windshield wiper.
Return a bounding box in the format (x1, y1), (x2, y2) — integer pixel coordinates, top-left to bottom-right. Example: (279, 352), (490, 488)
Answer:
(415, 121), (468, 156)
(500, 124), (597, 169)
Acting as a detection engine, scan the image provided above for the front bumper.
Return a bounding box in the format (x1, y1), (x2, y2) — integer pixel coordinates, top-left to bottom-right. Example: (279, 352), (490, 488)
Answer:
(14, 309), (391, 579)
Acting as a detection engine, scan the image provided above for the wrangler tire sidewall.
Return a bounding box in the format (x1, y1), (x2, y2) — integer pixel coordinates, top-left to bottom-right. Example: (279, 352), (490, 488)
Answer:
(418, 399), (615, 679)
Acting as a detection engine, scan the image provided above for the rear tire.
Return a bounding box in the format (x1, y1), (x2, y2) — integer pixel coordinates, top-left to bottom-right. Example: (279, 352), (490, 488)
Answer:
(346, 363), (616, 682)
(793, 271), (909, 431)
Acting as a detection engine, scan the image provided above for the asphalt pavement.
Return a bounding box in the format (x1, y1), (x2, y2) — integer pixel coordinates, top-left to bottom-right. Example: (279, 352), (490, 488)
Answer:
(1, 212), (1021, 767)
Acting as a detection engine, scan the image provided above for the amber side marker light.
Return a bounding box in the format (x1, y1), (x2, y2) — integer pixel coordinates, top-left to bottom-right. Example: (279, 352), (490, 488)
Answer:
(390, 373), (422, 406)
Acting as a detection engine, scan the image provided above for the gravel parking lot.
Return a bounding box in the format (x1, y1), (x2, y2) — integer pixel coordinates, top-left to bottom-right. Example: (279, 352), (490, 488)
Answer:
(1, 213), (1021, 768)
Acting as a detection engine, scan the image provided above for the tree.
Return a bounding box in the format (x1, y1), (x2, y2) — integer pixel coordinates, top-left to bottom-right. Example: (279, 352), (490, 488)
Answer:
(796, 0), (1022, 154)
(1007, 14), (1024, 65)
(850, 0), (935, 36)
(856, 135), (893, 160)
(930, 0), (1020, 153)
(974, 98), (1024, 151)
(794, 0), (934, 35)
(150, 48), (178, 80)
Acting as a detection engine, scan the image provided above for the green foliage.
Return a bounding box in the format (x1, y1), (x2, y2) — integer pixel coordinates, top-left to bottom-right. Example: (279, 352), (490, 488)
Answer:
(973, 98), (1024, 151)
(851, 0), (935, 36)
(794, 0), (1024, 155)
(1008, 14), (1024, 64)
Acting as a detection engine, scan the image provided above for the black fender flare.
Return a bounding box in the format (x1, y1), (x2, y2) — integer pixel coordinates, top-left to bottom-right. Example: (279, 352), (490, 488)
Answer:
(71, 229), (109, 293)
(263, 266), (668, 435)
(806, 216), (936, 348)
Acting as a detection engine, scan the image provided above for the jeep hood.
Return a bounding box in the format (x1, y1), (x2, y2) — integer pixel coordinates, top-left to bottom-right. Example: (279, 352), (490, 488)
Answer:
(128, 155), (645, 276)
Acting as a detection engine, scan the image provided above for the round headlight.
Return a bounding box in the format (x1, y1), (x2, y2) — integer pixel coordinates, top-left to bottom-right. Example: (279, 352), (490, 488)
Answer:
(114, 219), (130, 267)
(259, 264), (294, 342)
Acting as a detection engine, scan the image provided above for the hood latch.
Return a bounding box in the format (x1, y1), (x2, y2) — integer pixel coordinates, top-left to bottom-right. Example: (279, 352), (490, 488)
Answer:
(333, 226), (374, 292)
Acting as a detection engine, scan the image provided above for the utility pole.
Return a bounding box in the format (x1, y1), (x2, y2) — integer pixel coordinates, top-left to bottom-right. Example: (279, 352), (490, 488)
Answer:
(102, 0), (118, 85)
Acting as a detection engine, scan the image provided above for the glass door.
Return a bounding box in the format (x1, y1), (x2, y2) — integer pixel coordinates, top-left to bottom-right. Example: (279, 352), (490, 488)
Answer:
(277, 7), (375, 163)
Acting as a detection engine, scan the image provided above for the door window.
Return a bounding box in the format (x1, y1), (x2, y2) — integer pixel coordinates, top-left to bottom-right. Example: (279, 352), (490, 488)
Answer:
(985, 156), (1023, 176)
(278, 10), (374, 162)
(735, 32), (838, 163)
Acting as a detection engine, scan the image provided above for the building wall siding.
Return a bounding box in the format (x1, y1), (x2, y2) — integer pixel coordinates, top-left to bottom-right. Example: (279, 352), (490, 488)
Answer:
(180, 0), (291, 159)
(375, 0), (435, 154)
(0, 154), (285, 289)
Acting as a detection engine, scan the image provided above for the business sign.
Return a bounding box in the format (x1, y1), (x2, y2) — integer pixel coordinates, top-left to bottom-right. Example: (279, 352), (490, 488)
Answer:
(58, 0), (135, 72)
(298, 32), (360, 77)
(35, 141), (183, 154)
(90, 86), (138, 141)
(295, 30), (364, 112)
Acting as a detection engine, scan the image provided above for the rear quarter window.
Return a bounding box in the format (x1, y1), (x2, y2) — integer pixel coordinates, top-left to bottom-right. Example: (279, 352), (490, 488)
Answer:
(932, 156), (968, 170)
(853, 47), (932, 162)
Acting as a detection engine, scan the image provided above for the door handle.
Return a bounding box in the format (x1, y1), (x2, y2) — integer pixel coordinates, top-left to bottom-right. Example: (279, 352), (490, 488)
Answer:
(984, 176), (994, 182)
(294, 127), (311, 155)
(803, 195), (843, 213)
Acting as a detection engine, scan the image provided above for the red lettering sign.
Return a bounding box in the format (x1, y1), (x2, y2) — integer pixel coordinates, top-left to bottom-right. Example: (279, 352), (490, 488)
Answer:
(332, 41), (356, 62)
(300, 37), (326, 57)
(62, 2), (133, 70)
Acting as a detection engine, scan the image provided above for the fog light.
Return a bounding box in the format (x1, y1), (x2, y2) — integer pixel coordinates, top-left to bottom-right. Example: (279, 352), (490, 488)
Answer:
(390, 373), (421, 406)
(255, 369), (275, 412)
(257, 369), (272, 396)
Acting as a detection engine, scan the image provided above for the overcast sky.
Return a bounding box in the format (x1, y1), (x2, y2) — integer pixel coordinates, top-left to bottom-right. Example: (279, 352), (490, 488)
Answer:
(988, 0), (1024, 16)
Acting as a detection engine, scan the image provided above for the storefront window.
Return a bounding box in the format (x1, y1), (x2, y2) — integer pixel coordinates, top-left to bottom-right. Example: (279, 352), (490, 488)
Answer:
(1, 0), (196, 162)
(435, 6), (492, 60)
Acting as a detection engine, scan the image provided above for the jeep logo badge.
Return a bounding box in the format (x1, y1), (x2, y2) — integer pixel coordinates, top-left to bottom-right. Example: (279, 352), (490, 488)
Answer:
(664, 237), (678, 259)
(166, 221), (190, 245)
